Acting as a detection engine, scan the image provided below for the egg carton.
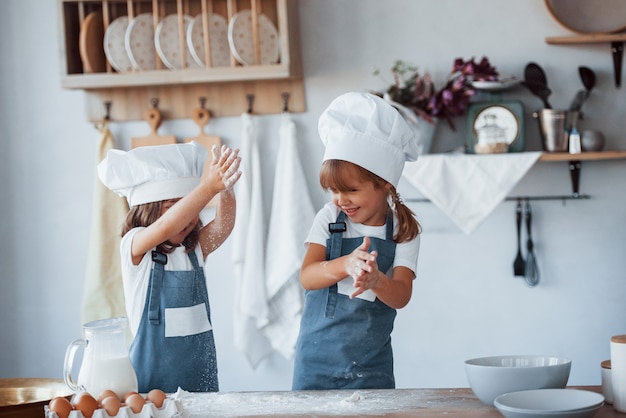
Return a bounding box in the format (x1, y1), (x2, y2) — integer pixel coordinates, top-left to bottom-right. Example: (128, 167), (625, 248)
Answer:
(45, 398), (189, 418)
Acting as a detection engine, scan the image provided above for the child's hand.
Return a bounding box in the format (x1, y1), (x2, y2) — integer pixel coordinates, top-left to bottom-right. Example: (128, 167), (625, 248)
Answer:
(345, 237), (381, 298)
(206, 145), (242, 192)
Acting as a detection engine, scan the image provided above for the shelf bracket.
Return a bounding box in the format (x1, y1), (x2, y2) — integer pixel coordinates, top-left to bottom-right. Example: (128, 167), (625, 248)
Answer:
(568, 160), (582, 197)
(612, 41), (624, 88)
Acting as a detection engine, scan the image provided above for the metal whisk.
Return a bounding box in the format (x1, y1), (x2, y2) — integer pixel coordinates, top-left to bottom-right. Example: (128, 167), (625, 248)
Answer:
(524, 200), (540, 286)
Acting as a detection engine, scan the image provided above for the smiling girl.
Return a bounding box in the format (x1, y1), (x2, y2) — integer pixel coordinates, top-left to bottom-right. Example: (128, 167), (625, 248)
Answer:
(292, 92), (421, 390)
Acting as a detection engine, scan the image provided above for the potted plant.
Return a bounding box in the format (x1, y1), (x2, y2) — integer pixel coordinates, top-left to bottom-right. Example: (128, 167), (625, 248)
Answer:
(374, 57), (499, 132)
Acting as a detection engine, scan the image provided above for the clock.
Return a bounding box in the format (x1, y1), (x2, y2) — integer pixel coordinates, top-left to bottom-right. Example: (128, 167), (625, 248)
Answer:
(466, 100), (525, 153)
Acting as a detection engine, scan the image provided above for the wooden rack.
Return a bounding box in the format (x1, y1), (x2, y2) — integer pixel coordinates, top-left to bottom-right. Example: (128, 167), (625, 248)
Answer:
(57, 0), (305, 121)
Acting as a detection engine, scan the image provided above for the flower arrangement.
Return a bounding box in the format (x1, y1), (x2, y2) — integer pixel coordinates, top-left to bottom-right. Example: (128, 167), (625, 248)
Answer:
(374, 57), (499, 131)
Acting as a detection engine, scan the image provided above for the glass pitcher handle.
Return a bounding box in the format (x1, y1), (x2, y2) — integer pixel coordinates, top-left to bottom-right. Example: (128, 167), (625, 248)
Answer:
(63, 338), (87, 393)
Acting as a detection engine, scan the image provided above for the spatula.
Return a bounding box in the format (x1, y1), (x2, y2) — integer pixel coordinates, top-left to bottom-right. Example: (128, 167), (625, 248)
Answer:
(513, 200), (525, 277)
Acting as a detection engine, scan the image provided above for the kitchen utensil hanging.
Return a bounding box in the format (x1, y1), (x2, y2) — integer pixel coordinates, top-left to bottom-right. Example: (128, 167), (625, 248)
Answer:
(524, 200), (540, 287)
(131, 99), (177, 149)
(513, 199), (525, 277)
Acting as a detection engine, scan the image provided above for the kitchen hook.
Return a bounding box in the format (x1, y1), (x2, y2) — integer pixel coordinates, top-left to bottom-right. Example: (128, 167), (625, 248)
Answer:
(246, 94), (255, 114)
(281, 92), (290, 112)
(198, 96), (207, 109)
(103, 101), (112, 120)
(150, 97), (159, 108)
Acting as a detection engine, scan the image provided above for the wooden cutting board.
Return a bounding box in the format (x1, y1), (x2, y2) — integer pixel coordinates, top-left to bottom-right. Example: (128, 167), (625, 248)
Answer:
(79, 11), (106, 73)
(131, 107), (177, 148)
(184, 107), (222, 151)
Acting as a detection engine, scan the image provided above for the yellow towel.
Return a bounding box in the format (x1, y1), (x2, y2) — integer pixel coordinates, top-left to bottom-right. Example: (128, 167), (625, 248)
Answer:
(81, 121), (129, 326)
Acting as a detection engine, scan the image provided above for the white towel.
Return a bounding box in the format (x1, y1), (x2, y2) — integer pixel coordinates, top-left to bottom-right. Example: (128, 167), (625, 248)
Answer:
(263, 113), (315, 359)
(231, 113), (273, 368)
(402, 152), (542, 234)
(82, 122), (129, 325)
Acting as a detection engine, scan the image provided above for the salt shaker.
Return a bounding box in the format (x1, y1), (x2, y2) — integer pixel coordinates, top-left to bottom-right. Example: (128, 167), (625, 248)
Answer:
(568, 127), (581, 154)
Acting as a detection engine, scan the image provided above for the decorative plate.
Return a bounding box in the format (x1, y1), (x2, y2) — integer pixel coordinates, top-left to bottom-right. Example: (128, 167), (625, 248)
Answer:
(125, 13), (157, 71)
(187, 13), (230, 67)
(227, 10), (280, 65)
(155, 14), (200, 70)
(103, 16), (133, 72)
(471, 78), (521, 91)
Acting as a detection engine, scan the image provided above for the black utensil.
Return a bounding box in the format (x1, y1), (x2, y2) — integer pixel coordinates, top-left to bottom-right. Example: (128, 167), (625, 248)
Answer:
(513, 200), (525, 277)
(523, 63), (552, 109)
(524, 200), (540, 287)
(579, 66), (596, 92)
(570, 66), (596, 113)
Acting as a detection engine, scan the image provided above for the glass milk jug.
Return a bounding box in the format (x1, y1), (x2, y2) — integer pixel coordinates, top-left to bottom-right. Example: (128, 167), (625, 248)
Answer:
(64, 317), (138, 398)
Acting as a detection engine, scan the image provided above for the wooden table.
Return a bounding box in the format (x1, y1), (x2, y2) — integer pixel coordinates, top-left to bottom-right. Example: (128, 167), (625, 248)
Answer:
(0, 378), (72, 418)
(180, 386), (622, 417)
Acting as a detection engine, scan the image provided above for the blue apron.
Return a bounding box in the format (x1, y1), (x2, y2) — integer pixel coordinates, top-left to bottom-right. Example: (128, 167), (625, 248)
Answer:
(129, 249), (218, 393)
(292, 211), (397, 390)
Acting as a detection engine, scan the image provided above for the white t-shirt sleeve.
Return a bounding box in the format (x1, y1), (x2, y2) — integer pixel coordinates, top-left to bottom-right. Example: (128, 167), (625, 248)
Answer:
(120, 227), (153, 337)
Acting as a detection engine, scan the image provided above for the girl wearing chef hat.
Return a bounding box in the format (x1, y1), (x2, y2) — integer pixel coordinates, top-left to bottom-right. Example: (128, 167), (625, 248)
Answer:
(98, 142), (241, 393)
(292, 92), (421, 390)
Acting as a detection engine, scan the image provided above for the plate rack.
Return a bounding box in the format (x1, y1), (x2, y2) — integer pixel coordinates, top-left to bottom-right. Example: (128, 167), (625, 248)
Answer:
(57, 0), (305, 121)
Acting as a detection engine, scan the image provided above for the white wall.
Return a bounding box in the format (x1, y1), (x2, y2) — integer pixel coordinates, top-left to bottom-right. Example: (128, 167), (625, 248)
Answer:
(1, 0), (625, 392)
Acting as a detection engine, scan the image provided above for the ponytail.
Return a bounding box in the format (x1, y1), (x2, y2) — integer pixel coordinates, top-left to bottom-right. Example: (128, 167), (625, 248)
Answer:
(390, 187), (421, 243)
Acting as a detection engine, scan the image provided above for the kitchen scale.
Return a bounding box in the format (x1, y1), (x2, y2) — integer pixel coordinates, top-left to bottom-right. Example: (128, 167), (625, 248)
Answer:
(466, 79), (525, 153)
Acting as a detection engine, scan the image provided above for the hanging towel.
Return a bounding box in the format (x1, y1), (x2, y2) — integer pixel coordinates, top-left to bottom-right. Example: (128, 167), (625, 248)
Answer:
(231, 112), (273, 368)
(82, 121), (129, 325)
(402, 152), (542, 234)
(263, 113), (315, 359)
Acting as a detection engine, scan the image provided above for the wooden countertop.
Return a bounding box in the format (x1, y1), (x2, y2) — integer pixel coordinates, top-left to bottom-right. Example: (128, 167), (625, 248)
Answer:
(180, 386), (619, 417)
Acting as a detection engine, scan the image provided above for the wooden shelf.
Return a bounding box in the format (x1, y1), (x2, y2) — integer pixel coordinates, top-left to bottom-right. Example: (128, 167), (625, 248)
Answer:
(539, 150), (626, 162)
(57, 0), (306, 121)
(545, 33), (626, 44)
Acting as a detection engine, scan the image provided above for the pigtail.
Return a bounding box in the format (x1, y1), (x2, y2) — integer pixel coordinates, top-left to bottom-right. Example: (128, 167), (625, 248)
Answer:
(390, 187), (421, 243)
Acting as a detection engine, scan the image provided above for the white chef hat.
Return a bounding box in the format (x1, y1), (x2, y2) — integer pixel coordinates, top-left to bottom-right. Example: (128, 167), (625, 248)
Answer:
(98, 142), (208, 207)
(318, 91), (418, 187)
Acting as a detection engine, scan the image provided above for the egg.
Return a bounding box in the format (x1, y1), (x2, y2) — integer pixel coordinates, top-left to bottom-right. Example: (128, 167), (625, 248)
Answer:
(72, 391), (99, 418)
(100, 395), (122, 416)
(48, 396), (73, 418)
(146, 388), (167, 408)
(97, 389), (118, 403)
(122, 391), (140, 403)
(124, 393), (146, 413)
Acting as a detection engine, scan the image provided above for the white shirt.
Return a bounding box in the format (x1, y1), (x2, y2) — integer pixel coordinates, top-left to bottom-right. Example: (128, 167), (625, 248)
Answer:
(305, 202), (420, 301)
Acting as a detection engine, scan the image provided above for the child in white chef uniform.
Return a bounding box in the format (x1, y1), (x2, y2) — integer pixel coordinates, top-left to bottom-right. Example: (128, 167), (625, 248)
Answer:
(98, 142), (241, 393)
(292, 92), (421, 390)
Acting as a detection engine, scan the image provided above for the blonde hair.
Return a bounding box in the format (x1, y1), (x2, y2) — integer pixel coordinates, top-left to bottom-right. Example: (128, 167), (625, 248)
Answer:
(319, 160), (421, 243)
(121, 199), (201, 254)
